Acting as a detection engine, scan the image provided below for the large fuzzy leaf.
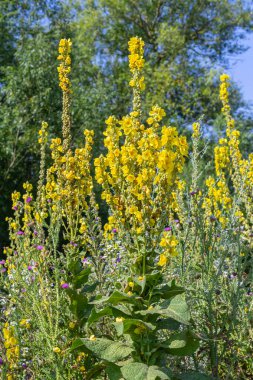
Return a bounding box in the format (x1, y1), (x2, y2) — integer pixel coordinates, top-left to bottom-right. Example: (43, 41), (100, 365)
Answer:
(160, 331), (199, 356)
(92, 291), (138, 306)
(137, 295), (190, 325)
(71, 338), (133, 362)
(114, 318), (156, 336)
(121, 363), (171, 380)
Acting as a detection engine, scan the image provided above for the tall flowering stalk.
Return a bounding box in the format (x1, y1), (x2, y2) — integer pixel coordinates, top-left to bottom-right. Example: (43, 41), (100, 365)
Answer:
(95, 37), (188, 275)
(203, 74), (253, 242)
(57, 38), (72, 153)
(37, 121), (48, 216)
(128, 37), (145, 117)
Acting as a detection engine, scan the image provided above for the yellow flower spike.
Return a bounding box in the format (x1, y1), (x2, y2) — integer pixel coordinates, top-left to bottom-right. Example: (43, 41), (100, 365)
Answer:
(57, 38), (72, 152)
(128, 36), (145, 115)
(192, 122), (201, 139)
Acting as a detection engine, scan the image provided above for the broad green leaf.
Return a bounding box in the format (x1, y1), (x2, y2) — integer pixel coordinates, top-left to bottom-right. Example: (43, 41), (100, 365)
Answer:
(88, 306), (113, 325)
(68, 260), (83, 275)
(137, 295), (189, 324)
(160, 331), (199, 356)
(74, 267), (92, 288)
(114, 318), (156, 336)
(92, 291), (138, 306)
(145, 271), (163, 286)
(106, 363), (123, 380)
(121, 363), (170, 380)
(152, 281), (184, 300)
(66, 290), (91, 319)
(160, 295), (190, 324)
(86, 363), (106, 380)
(71, 338), (133, 362)
(88, 305), (132, 326)
(82, 281), (99, 293)
(156, 318), (181, 331)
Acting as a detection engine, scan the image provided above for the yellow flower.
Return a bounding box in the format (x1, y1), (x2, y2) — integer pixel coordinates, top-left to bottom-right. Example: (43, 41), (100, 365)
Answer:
(158, 254), (167, 266)
(116, 317), (124, 323)
(53, 347), (61, 353)
(19, 319), (31, 329)
(69, 321), (76, 329)
(89, 335), (96, 341)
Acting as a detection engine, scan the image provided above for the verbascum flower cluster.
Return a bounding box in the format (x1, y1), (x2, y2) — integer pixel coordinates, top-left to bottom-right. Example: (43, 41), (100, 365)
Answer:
(95, 37), (188, 271)
(3, 322), (19, 375)
(203, 74), (253, 240)
(128, 36), (145, 100)
(46, 130), (93, 243)
(58, 38), (72, 152)
(57, 38), (72, 93)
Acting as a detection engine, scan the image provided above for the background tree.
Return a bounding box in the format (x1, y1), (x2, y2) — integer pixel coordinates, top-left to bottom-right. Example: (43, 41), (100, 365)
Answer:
(72, 0), (252, 126)
(0, 0), (72, 247)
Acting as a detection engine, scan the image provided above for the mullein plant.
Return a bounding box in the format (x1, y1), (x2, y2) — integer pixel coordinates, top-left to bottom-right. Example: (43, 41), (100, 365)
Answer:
(170, 75), (253, 379)
(0, 39), (101, 380)
(69, 37), (203, 380)
(94, 37), (188, 273)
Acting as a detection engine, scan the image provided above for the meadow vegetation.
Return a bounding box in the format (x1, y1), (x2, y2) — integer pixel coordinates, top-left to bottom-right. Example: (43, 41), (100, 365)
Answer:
(0, 36), (252, 380)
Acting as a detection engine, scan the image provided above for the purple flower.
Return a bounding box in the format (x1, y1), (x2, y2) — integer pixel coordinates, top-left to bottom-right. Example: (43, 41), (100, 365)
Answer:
(26, 196), (32, 203)
(21, 288), (26, 293)
(112, 228), (117, 233)
(36, 245), (44, 251)
(13, 206), (18, 211)
(0, 260), (5, 265)
(1, 268), (6, 273)
(22, 363), (28, 369)
(61, 283), (69, 289)
(34, 230), (38, 236)
(164, 226), (172, 231)
(0, 357), (3, 365)
(190, 191), (197, 196)
(116, 255), (121, 263)
(70, 241), (78, 247)
(17, 230), (24, 235)
(28, 265), (33, 271)
(174, 219), (180, 224)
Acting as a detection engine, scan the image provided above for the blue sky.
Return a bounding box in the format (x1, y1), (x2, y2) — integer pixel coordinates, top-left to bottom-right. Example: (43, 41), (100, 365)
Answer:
(229, 33), (253, 104)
